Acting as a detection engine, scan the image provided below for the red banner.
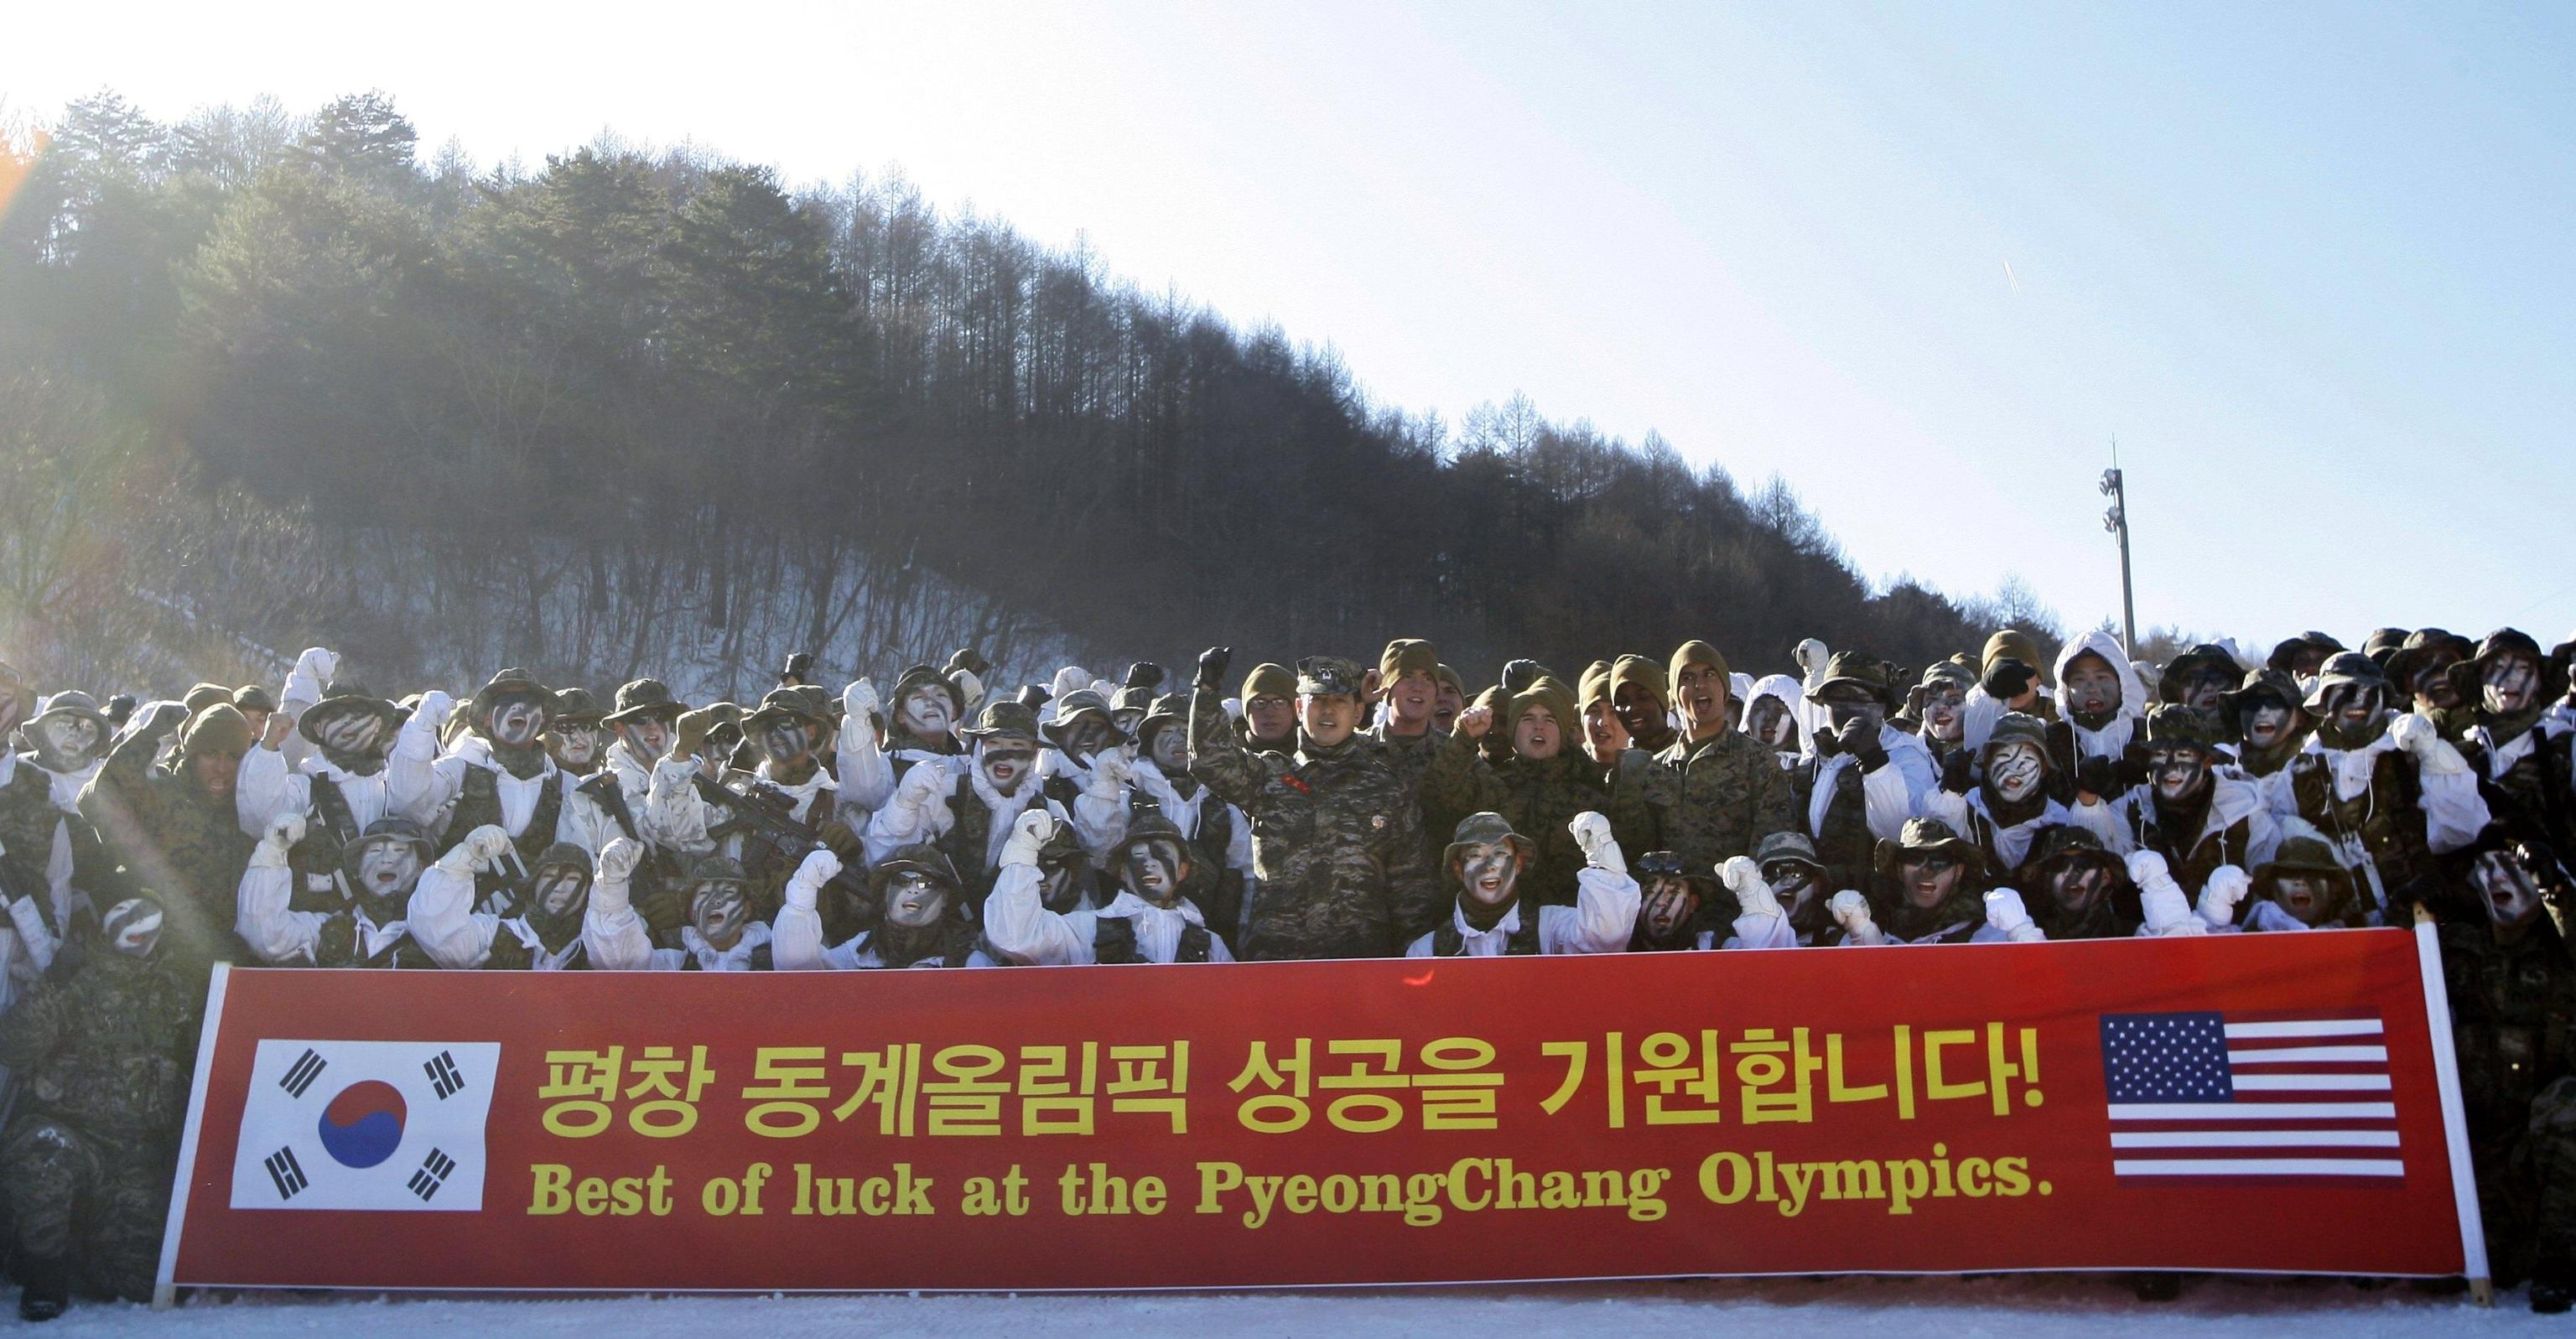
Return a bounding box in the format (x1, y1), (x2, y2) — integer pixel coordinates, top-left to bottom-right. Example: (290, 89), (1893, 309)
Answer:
(158, 928), (2483, 1292)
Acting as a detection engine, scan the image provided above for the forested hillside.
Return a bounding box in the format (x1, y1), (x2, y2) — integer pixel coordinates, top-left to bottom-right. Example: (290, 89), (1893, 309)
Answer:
(0, 91), (2048, 700)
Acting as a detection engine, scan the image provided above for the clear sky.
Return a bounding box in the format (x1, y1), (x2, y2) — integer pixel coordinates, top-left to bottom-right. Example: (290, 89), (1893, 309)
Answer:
(9, 2), (2573, 653)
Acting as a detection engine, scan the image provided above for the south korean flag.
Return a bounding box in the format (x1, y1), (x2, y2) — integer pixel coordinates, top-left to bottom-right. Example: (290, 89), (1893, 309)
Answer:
(228, 1040), (501, 1212)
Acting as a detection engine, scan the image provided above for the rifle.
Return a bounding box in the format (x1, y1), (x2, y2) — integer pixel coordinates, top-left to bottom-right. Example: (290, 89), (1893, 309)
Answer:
(693, 773), (827, 862)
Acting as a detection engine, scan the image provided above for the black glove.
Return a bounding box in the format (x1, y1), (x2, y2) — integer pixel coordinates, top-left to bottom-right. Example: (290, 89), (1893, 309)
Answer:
(1981, 657), (2038, 702)
(1123, 662), (1166, 692)
(1196, 646), (1233, 692)
(1501, 659), (1544, 694)
(2113, 745), (2153, 791)
(780, 651), (815, 686)
(1836, 718), (1888, 771)
(946, 647), (992, 679)
(2075, 755), (2119, 801)
(1940, 748), (1977, 795)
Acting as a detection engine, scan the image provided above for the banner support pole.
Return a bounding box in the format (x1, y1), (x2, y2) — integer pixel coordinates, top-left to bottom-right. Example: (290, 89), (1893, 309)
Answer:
(2415, 906), (2493, 1307)
(153, 963), (232, 1310)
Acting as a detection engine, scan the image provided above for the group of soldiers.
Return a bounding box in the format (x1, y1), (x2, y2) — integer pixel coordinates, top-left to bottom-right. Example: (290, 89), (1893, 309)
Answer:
(3, 621), (2576, 1315)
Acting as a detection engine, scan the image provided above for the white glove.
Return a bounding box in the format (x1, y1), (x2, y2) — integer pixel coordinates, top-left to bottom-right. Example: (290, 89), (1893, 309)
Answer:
(2124, 849), (2172, 888)
(2196, 864), (2251, 928)
(595, 836), (642, 885)
(953, 669), (985, 715)
(1566, 812), (1623, 877)
(254, 812), (305, 865)
(1828, 890), (1884, 945)
(841, 677), (881, 724)
(1222, 696), (1244, 723)
(1794, 638), (1831, 682)
(2135, 864), (2205, 937)
(131, 699), (190, 742)
(895, 765), (944, 811)
(413, 689), (457, 735)
(1722, 855), (1778, 918)
(1984, 888), (2041, 941)
(452, 824), (515, 873)
(1087, 750), (1135, 795)
(293, 646), (340, 685)
(999, 807), (1057, 869)
(1051, 666), (1090, 701)
(785, 848), (843, 910)
(2391, 712), (2470, 776)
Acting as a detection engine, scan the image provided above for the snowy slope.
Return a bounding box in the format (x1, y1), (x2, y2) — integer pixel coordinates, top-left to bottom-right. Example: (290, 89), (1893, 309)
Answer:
(24, 1276), (2567, 1336)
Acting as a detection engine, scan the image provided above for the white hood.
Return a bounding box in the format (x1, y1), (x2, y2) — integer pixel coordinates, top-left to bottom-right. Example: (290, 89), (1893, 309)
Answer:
(1745, 673), (1808, 756)
(2054, 630), (2146, 723)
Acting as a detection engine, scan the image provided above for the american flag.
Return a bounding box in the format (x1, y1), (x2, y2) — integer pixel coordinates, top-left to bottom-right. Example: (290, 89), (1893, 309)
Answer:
(2097, 1010), (2398, 1179)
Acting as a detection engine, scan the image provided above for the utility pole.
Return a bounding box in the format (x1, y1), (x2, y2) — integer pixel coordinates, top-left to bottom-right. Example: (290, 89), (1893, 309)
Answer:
(2100, 442), (2137, 655)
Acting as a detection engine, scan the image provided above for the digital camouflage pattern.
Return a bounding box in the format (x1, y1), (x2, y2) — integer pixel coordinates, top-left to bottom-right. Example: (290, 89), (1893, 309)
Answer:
(1419, 733), (1657, 906)
(1657, 727), (1797, 874)
(1189, 686), (1441, 959)
(77, 722), (252, 975)
(2439, 915), (2576, 1287)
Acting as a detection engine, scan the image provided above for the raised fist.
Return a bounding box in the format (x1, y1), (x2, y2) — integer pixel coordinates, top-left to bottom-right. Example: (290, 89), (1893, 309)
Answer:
(672, 707), (720, 761)
(1984, 888), (2035, 934)
(1014, 808), (1058, 845)
(1828, 890), (1874, 931)
(1981, 657), (2038, 702)
(1196, 646), (1233, 692)
(596, 837), (642, 885)
(1123, 662), (1166, 692)
(263, 812), (307, 850)
(293, 646), (340, 685)
(842, 677), (882, 724)
(2124, 849), (2172, 888)
(1501, 659), (1543, 694)
(1455, 704), (1495, 740)
(797, 847), (843, 886)
(460, 824), (516, 869)
(1718, 856), (1764, 896)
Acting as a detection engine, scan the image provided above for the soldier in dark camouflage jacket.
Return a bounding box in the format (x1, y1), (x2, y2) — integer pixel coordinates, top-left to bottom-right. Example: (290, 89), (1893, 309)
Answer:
(1188, 648), (1441, 960)
(1656, 640), (1797, 875)
(77, 702), (256, 977)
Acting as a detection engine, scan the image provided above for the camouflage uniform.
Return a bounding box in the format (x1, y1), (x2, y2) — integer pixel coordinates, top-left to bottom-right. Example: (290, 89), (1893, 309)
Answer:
(1657, 728), (1795, 875)
(1420, 729), (1656, 908)
(77, 707), (254, 978)
(1188, 680), (1441, 960)
(0, 938), (205, 1302)
(2439, 914), (2576, 1289)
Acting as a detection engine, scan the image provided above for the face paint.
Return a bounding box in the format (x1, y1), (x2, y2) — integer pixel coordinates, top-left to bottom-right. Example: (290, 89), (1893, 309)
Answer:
(880, 869), (950, 929)
(1455, 839), (1522, 910)
(2408, 651), (2463, 709)
(356, 838), (424, 901)
(2288, 646), (2333, 680)
(1675, 664), (1731, 736)
(2483, 651), (2542, 717)
(2063, 654), (2123, 728)
(103, 898), (164, 957)
(2241, 699), (2296, 750)
(1300, 693), (1358, 748)
(487, 695), (548, 750)
(2046, 859), (2113, 916)
(1060, 714), (1116, 763)
(1387, 670), (1438, 726)
(1745, 697), (1793, 751)
(1763, 861), (1820, 916)
(1432, 682), (1465, 732)
(2147, 744), (2211, 807)
(1120, 837), (1187, 905)
(316, 711), (389, 759)
(2475, 849), (2545, 928)
(692, 880), (750, 945)
(898, 684), (953, 740)
(615, 715), (673, 762)
(37, 714), (101, 766)
(1039, 857), (1082, 909)
(2267, 873), (2333, 926)
(1921, 686), (1966, 743)
(548, 722), (603, 769)
(1898, 852), (1964, 911)
(1819, 688), (1883, 737)
(532, 866), (591, 918)
(760, 719), (813, 766)
(977, 740), (1037, 794)
(1513, 704), (1562, 761)
(2316, 683), (2386, 746)
(1987, 740), (2045, 804)
(1147, 725), (1188, 774)
(2179, 667), (2232, 712)
(1246, 693), (1296, 744)
(1582, 702), (1629, 765)
(1639, 875), (1701, 942)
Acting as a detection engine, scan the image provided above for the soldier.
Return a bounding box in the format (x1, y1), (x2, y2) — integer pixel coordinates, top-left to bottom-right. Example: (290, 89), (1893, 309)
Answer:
(1576, 662), (1628, 766)
(589, 850), (774, 970)
(1626, 849), (1713, 951)
(2220, 668), (2312, 781)
(389, 668), (565, 900)
(0, 667), (118, 985)
(2267, 631), (2347, 684)
(2049, 631), (2149, 803)
(1829, 817), (2042, 946)
(835, 664), (960, 812)
(1426, 674), (1656, 907)
(776, 844), (991, 969)
(1404, 811), (1637, 957)
(1741, 673), (1807, 771)
(2070, 705), (2279, 901)
(235, 814), (439, 968)
(1431, 664), (1467, 735)
(1109, 662), (1166, 742)
(1187, 648), (1441, 960)
(2018, 825), (2138, 941)
(21, 691), (113, 804)
(647, 688), (859, 921)
(2385, 628), (2475, 729)
(1658, 641), (1797, 880)
(984, 808), (1234, 964)
(2235, 823), (2370, 932)
(79, 702), (254, 975)
(1910, 662), (1976, 765)
(1926, 712), (2071, 875)
(2451, 629), (2573, 854)
(865, 700), (1101, 902)
(2436, 832), (2576, 1310)
(2261, 651), (2489, 918)
(1237, 662), (1300, 753)
(1364, 638), (1446, 801)
(2155, 643), (2244, 715)
(409, 838), (605, 970)
(1606, 654), (1678, 757)
(1796, 652), (1937, 893)
(1127, 693), (1253, 945)
(0, 896), (201, 1317)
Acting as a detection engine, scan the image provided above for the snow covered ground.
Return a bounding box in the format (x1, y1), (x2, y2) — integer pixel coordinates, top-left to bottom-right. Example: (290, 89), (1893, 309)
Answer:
(16, 1276), (2570, 1336)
